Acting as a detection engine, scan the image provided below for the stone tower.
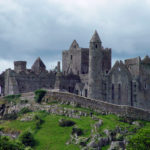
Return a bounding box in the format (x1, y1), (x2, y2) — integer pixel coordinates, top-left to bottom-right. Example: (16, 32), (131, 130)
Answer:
(88, 30), (103, 100)
(14, 61), (27, 73)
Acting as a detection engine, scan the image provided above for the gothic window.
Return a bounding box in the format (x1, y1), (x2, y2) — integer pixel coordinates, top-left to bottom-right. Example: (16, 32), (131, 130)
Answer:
(85, 89), (88, 97)
(144, 82), (147, 89)
(71, 55), (73, 60)
(118, 83), (121, 100)
(112, 84), (114, 100)
(133, 94), (136, 102)
(80, 91), (82, 96)
(133, 82), (136, 92)
(95, 44), (98, 48)
(106, 70), (108, 74)
(103, 83), (107, 90)
(75, 90), (79, 95)
(69, 87), (71, 92)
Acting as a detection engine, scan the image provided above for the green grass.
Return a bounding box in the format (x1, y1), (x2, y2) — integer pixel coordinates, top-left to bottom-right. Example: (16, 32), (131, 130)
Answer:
(102, 145), (110, 150)
(0, 111), (95, 150)
(0, 104), (150, 150)
(4, 94), (21, 104)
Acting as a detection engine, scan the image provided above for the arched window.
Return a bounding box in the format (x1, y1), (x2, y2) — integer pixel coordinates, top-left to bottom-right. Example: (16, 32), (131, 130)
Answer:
(118, 83), (121, 100)
(112, 84), (114, 100)
(85, 89), (88, 97)
(95, 44), (98, 48)
(144, 82), (147, 89)
(75, 90), (78, 95)
(133, 82), (136, 92)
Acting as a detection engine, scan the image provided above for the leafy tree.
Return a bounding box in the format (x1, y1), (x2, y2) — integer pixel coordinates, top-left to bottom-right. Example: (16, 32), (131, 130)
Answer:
(127, 128), (150, 150)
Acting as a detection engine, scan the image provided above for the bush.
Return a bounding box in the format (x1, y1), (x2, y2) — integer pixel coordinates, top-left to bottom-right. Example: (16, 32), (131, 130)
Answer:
(34, 89), (46, 103)
(33, 114), (44, 129)
(19, 130), (35, 147)
(127, 128), (150, 150)
(72, 127), (83, 136)
(59, 119), (75, 127)
(19, 108), (32, 115)
(0, 136), (25, 150)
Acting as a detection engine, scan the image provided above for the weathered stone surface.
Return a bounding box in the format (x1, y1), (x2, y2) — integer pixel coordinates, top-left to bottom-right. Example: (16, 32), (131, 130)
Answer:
(108, 141), (125, 150)
(45, 91), (150, 121)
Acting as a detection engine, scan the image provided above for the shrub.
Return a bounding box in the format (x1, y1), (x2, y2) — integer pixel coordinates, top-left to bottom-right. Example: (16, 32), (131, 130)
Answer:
(72, 127), (83, 136)
(33, 114), (44, 129)
(34, 89), (46, 103)
(19, 108), (32, 115)
(127, 128), (150, 150)
(0, 136), (25, 150)
(19, 130), (35, 147)
(59, 119), (75, 127)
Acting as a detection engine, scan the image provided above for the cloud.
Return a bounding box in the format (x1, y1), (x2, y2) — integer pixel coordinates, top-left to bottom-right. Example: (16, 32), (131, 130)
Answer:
(0, 59), (13, 73)
(0, 0), (150, 72)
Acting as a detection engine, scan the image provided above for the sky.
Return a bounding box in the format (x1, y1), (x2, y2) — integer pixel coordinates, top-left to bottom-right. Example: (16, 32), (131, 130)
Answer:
(0, 0), (150, 72)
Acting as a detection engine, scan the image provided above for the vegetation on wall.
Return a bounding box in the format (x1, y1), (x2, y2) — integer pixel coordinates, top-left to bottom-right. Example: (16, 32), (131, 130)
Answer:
(34, 89), (46, 103)
(4, 94), (21, 104)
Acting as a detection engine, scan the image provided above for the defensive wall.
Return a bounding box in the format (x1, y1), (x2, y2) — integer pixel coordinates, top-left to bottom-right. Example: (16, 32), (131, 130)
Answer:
(44, 91), (150, 121)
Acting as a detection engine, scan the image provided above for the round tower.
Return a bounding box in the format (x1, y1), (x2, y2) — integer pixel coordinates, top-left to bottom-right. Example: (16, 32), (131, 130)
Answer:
(14, 61), (27, 73)
(88, 30), (103, 100)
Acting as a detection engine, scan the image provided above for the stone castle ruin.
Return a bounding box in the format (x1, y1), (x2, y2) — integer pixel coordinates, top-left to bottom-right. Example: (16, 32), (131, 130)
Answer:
(1, 30), (150, 111)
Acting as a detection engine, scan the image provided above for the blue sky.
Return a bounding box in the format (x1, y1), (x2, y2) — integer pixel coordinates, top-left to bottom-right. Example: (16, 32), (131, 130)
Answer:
(0, 0), (150, 72)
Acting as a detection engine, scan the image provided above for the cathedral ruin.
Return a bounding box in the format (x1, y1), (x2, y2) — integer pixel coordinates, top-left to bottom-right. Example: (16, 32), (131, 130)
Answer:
(1, 31), (150, 111)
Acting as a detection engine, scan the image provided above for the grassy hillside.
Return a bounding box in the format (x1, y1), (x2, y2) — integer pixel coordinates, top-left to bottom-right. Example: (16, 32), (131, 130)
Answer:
(0, 94), (150, 150)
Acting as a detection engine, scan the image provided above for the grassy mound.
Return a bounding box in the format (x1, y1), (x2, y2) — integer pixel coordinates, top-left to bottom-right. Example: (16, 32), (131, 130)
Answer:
(0, 102), (150, 150)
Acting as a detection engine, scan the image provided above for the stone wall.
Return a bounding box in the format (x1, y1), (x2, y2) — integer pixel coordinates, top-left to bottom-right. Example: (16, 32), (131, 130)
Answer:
(45, 91), (150, 121)
(4, 69), (56, 95)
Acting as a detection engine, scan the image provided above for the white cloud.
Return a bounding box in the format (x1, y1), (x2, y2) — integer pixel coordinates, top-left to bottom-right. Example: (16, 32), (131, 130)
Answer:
(0, 59), (13, 73)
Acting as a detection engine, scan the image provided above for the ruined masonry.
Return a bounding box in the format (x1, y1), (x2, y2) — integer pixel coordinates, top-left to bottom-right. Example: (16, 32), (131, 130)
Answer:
(1, 31), (150, 111)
